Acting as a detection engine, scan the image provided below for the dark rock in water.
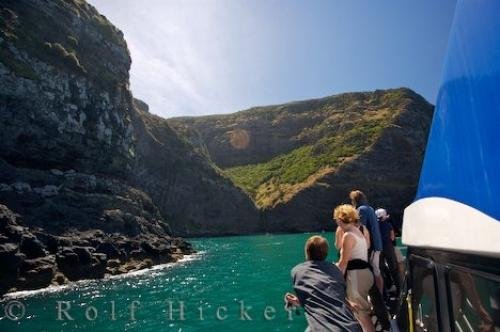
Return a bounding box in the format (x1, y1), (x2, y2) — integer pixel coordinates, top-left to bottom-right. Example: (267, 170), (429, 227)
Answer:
(129, 249), (148, 260)
(0, 243), (24, 271)
(52, 272), (68, 286)
(96, 242), (122, 259)
(35, 232), (60, 254)
(0, 242), (24, 294)
(94, 253), (108, 264)
(107, 259), (121, 268)
(20, 235), (47, 258)
(56, 251), (78, 267)
(0, 204), (194, 295)
(19, 266), (55, 290)
(142, 259), (154, 269)
(141, 241), (162, 257)
(20, 255), (55, 274)
(18, 256), (56, 290)
(172, 237), (193, 253)
(56, 246), (106, 281)
(71, 246), (94, 265)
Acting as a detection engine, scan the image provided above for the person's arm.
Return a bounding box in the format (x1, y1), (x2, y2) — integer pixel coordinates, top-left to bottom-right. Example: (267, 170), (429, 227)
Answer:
(369, 212), (383, 251)
(337, 233), (355, 275)
(335, 226), (344, 250)
(362, 226), (371, 249)
(287, 269), (302, 307)
(389, 222), (397, 245)
(358, 207), (368, 226)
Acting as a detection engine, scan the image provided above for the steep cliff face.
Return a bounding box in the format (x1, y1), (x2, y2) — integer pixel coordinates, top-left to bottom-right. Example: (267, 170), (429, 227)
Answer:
(0, 0), (260, 234)
(169, 89), (434, 231)
(130, 108), (261, 236)
(0, 0), (134, 177)
(0, 0), (259, 294)
(264, 91), (433, 231)
(0, 0), (434, 296)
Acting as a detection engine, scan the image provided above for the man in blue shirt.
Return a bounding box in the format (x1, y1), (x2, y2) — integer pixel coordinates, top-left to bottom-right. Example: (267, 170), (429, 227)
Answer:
(349, 190), (390, 331)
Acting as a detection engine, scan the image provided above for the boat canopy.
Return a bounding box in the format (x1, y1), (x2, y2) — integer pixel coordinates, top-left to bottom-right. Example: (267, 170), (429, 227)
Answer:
(403, 0), (500, 256)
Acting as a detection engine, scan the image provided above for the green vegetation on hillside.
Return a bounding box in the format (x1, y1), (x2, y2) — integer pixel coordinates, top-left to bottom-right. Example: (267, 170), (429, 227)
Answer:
(169, 88), (430, 209)
(43, 42), (86, 73)
(225, 119), (387, 208)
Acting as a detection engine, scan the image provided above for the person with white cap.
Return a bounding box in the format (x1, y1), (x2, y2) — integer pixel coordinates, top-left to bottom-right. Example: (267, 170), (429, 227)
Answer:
(375, 208), (401, 296)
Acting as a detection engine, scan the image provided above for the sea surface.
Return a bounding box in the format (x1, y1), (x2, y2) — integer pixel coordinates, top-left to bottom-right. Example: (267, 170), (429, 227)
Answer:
(0, 233), (406, 332)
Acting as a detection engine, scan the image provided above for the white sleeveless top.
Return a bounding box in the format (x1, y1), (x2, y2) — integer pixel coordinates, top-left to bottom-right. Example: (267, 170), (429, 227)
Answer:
(343, 231), (368, 261)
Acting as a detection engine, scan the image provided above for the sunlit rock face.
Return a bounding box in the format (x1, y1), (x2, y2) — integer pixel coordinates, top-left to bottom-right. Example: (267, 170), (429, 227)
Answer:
(169, 89), (434, 231)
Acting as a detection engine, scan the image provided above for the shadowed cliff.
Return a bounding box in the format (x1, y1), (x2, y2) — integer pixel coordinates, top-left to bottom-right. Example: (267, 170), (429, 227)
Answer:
(0, 0), (259, 295)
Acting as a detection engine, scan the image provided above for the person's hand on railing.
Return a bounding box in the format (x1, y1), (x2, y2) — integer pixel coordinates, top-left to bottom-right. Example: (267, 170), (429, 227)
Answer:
(284, 292), (300, 308)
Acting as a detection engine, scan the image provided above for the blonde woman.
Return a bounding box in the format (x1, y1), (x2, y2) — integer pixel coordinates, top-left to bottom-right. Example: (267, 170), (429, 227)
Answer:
(334, 204), (375, 332)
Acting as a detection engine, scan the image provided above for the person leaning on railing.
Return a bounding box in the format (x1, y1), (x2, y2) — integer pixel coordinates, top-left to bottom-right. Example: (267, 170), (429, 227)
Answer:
(285, 235), (361, 332)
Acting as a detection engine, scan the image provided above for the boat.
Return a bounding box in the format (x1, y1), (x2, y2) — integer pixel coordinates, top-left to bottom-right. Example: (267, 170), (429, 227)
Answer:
(398, 1), (500, 331)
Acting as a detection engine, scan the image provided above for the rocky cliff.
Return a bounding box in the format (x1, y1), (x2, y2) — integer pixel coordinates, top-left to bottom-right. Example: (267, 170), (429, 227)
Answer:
(129, 106), (261, 236)
(169, 88), (434, 231)
(0, 0), (434, 296)
(0, 0), (259, 295)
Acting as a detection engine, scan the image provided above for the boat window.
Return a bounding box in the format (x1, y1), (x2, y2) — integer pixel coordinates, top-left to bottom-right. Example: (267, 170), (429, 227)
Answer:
(448, 269), (500, 332)
(410, 255), (440, 331)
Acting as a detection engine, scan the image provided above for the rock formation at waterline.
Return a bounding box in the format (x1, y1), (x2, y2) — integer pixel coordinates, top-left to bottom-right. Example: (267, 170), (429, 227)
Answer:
(0, 0), (259, 294)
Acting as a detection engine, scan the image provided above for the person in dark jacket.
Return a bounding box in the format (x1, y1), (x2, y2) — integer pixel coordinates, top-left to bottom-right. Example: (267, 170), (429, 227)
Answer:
(285, 236), (361, 332)
(375, 208), (401, 296)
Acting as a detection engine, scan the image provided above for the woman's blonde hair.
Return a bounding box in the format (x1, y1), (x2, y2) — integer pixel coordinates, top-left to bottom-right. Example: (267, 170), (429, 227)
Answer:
(333, 204), (359, 224)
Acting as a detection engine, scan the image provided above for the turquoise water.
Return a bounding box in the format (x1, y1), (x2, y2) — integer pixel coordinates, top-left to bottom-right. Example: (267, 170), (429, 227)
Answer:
(0, 233), (406, 331)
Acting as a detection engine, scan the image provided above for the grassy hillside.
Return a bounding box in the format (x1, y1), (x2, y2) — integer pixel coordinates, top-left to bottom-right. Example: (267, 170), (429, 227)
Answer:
(170, 88), (430, 209)
(225, 119), (388, 207)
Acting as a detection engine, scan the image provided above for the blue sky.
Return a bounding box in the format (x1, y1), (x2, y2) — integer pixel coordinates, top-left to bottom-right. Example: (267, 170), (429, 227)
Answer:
(88, 0), (457, 118)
